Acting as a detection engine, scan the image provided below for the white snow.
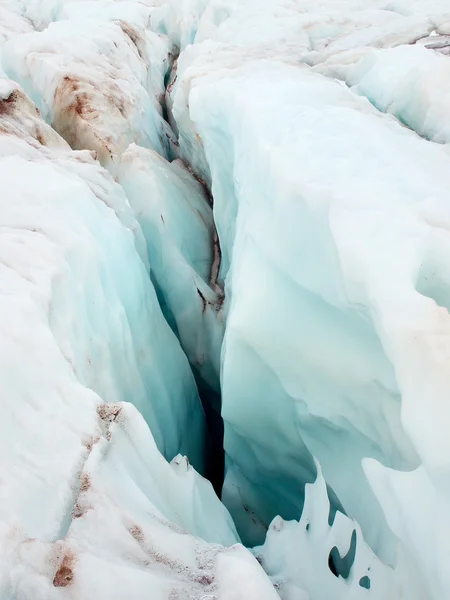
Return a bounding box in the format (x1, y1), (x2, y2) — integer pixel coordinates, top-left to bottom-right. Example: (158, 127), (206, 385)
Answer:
(317, 44), (450, 143)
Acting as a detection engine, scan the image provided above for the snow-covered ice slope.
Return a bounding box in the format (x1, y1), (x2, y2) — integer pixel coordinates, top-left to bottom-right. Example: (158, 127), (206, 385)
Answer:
(161, 0), (450, 595)
(315, 43), (450, 144)
(0, 72), (279, 600)
(0, 73), (208, 471)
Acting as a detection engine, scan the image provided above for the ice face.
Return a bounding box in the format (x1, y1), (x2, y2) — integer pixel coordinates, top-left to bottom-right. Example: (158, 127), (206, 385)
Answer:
(163, 0), (450, 593)
(118, 144), (226, 487)
(170, 54), (426, 556)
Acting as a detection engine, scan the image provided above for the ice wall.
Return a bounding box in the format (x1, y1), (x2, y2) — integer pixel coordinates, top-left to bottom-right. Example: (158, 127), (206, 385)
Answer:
(118, 144), (225, 488)
(162, 0), (450, 595)
(170, 53), (420, 556)
(0, 68), (278, 600)
(119, 144), (224, 393)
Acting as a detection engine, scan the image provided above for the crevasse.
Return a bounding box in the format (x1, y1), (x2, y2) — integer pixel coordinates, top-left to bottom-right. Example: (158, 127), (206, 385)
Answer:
(0, 1), (449, 599)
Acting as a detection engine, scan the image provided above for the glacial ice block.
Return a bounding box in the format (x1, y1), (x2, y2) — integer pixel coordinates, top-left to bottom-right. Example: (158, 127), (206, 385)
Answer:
(255, 460), (429, 600)
(169, 45), (450, 567)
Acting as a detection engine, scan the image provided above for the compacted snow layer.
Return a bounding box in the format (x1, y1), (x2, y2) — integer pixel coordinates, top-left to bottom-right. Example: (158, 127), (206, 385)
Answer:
(1, 0), (450, 599)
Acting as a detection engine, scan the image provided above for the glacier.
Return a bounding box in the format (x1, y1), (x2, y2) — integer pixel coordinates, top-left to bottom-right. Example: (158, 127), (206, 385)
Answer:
(0, 0), (450, 599)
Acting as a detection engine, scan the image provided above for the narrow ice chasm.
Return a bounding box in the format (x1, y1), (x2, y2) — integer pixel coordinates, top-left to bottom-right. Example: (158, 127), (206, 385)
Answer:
(0, 46), (272, 600)
(1, 0), (450, 600)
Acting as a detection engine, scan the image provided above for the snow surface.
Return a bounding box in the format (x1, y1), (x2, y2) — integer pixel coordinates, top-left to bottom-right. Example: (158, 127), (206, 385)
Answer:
(1, 0), (450, 599)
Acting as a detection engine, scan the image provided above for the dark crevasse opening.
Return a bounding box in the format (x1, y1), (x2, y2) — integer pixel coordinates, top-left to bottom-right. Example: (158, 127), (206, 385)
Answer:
(149, 268), (225, 496)
(329, 529), (357, 579)
(195, 376), (225, 496)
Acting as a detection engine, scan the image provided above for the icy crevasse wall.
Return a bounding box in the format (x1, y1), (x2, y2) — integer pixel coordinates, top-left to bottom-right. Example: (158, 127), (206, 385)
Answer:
(0, 5), (279, 599)
(159, 0), (450, 595)
(171, 52), (420, 556)
(0, 35), (278, 600)
(0, 74), (206, 488)
(2, 0), (225, 394)
(118, 144), (224, 394)
(118, 144), (225, 487)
